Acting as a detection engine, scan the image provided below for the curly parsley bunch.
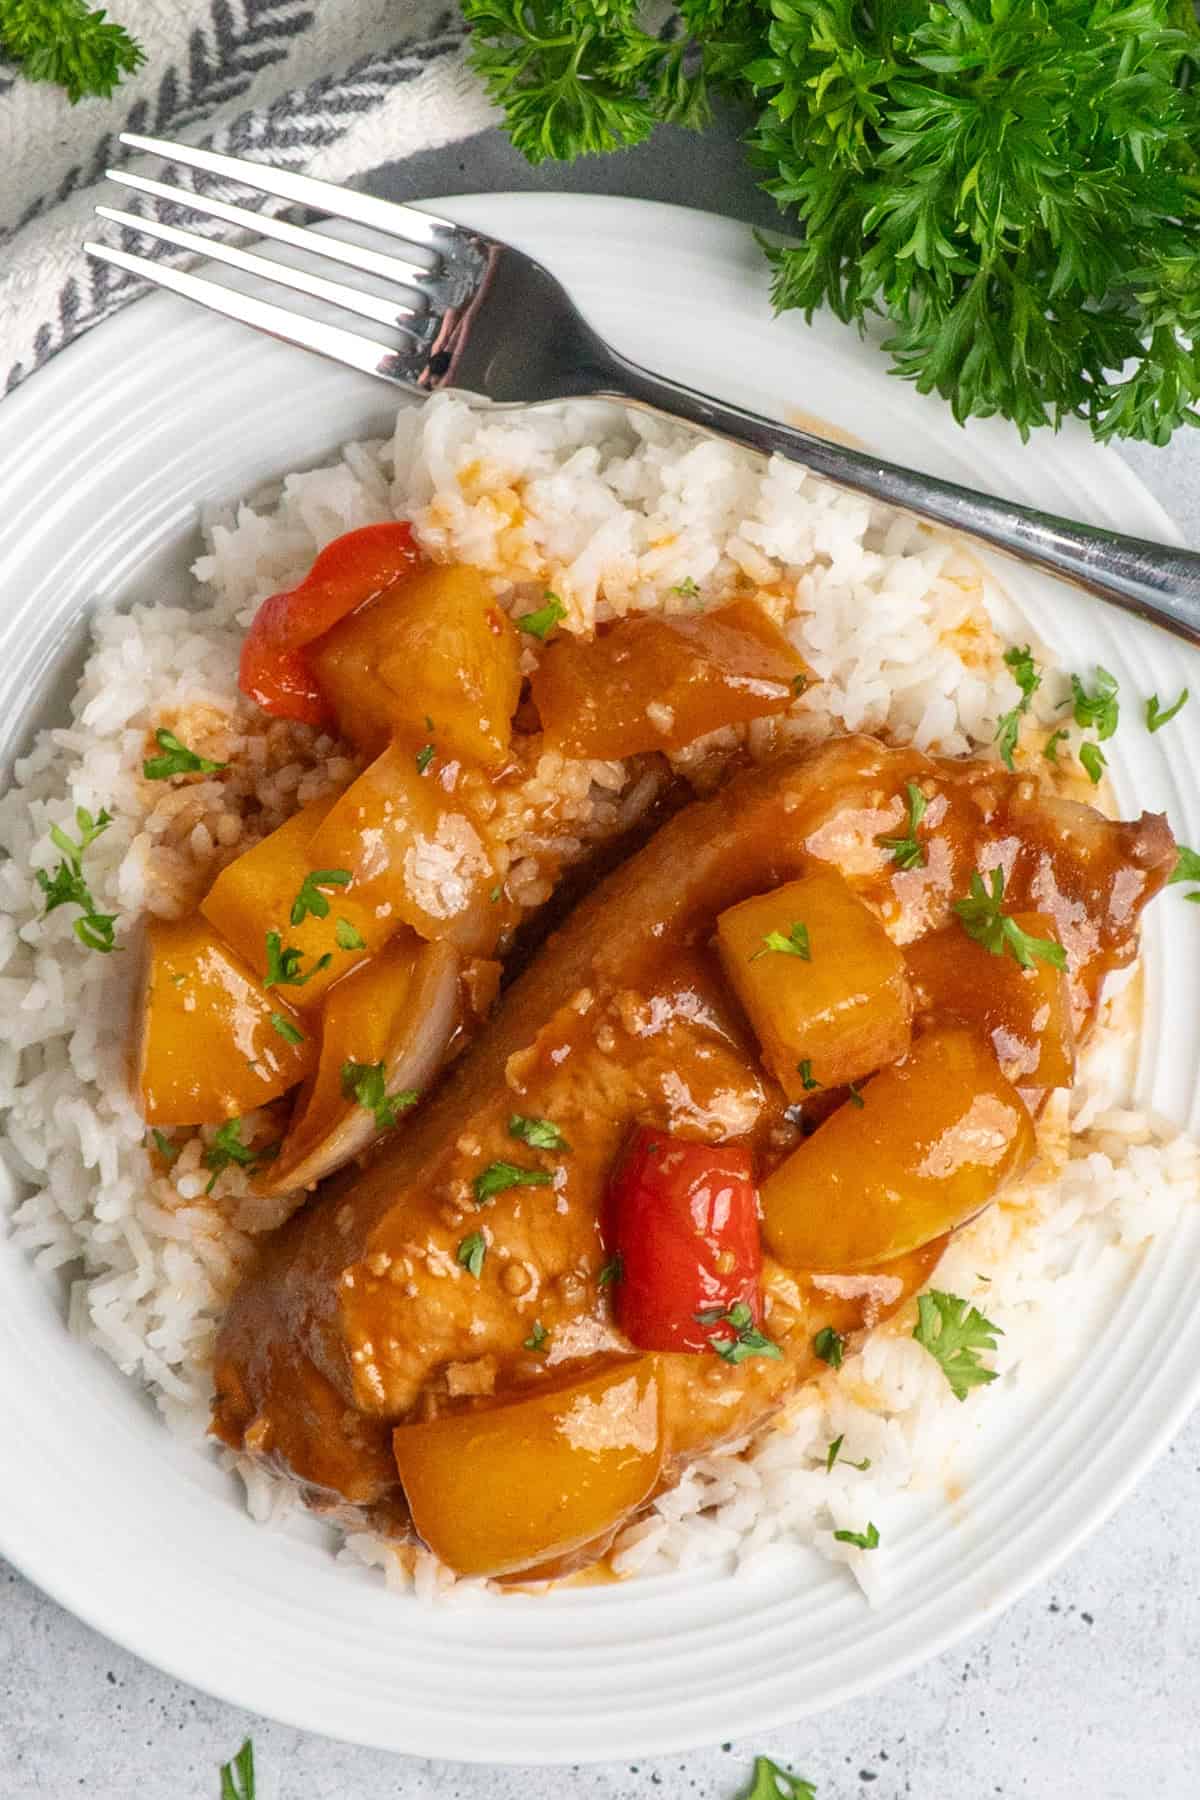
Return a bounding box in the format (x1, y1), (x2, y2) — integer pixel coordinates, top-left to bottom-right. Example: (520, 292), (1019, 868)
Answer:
(464, 0), (1200, 444)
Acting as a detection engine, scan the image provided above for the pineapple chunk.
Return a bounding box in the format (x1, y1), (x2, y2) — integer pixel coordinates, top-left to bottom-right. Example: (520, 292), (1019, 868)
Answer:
(761, 1026), (1036, 1271)
(530, 597), (814, 758)
(716, 868), (911, 1099)
(200, 793), (381, 1012)
(308, 562), (521, 764)
(905, 912), (1076, 1088)
(137, 916), (313, 1125)
(306, 738), (499, 955)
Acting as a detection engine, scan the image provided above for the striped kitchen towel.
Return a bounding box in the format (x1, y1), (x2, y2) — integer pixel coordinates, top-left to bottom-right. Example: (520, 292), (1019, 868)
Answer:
(0, 1), (494, 394)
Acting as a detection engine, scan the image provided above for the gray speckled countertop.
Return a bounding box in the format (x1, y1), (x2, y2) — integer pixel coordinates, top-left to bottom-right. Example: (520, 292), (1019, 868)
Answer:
(4, 116), (1200, 1800)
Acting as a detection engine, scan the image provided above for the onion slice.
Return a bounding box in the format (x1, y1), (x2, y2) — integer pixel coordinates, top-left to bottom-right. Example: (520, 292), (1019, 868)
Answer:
(260, 933), (461, 1194)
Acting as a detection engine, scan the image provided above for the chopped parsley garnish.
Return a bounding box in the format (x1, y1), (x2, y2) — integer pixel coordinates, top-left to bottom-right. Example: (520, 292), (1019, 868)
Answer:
(457, 1230), (487, 1279)
(508, 1113), (571, 1152)
(1043, 728), (1069, 763)
(473, 1160), (555, 1205)
(35, 805), (118, 952)
(289, 868), (350, 926)
(203, 1120), (277, 1194)
(913, 1290), (1003, 1401)
(415, 743), (436, 775)
(694, 1300), (783, 1366)
(219, 1737), (256, 1800)
(1071, 666), (1120, 740)
(142, 728), (227, 781)
(825, 1435), (870, 1474)
(846, 1082), (865, 1109)
(340, 1061), (418, 1131)
(741, 1756), (818, 1800)
(149, 1129), (179, 1165)
(523, 1320), (548, 1352)
(670, 576), (699, 599)
(749, 920), (811, 963)
(791, 672), (811, 697)
(994, 645), (1041, 770)
(833, 1521), (880, 1551)
(797, 1060), (821, 1092)
(335, 917), (366, 951)
(489, 885), (502, 904)
(264, 931), (331, 990)
(812, 1326), (845, 1369)
(598, 1253), (623, 1287)
(953, 868), (1067, 970)
(517, 592), (567, 639)
(1146, 689), (1189, 733)
(876, 780), (927, 871)
(1079, 741), (1106, 785)
(269, 1012), (304, 1046)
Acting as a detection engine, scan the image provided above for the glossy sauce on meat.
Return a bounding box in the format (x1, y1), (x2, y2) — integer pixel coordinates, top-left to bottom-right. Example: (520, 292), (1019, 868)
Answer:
(211, 735), (1174, 1556)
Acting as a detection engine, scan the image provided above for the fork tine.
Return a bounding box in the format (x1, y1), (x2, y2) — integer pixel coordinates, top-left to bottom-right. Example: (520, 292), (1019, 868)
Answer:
(94, 206), (430, 337)
(84, 242), (417, 388)
(107, 169), (434, 291)
(119, 133), (463, 257)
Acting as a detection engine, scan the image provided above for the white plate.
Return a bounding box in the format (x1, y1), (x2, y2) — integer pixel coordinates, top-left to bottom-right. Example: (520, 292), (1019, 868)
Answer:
(1, 193), (1198, 1763)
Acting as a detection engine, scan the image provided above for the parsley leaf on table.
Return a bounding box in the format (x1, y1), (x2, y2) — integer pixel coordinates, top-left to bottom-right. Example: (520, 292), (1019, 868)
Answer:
(953, 868), (1066, 971)
(740, 1755), (818, 1800)
(219, 1737), (256, 1800)
(913, 1289), (1003, 1401)
(0, 0), (145, 102)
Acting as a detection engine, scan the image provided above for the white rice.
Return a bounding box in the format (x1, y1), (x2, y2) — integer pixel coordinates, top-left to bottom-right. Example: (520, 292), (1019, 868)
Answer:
(1, 393), (1192, 1594)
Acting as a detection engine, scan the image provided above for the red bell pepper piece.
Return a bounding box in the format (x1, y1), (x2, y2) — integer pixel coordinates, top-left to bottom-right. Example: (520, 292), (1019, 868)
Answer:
(607, 1126), (765, 1355)
(238, 521), (422, 725)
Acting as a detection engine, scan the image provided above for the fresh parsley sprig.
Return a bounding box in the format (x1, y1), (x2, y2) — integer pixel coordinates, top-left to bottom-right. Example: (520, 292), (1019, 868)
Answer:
(467, 0), (1200, 446)
(35, 805), (119, 952)
(0, 0), (145, 102)
(913, 1290), (1003, 1401)
(953, 868), (1066, 971)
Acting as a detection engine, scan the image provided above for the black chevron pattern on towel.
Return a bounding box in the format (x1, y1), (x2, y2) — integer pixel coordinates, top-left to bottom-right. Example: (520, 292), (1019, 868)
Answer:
(3, 4), (468, 396)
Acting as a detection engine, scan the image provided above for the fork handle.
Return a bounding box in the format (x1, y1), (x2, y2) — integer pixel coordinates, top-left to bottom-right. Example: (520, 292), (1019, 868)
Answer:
(592, 357), (1200, 645)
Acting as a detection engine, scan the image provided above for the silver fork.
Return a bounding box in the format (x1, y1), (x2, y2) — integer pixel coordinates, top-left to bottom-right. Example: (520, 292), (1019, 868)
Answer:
(87, 131), (1200, 644)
